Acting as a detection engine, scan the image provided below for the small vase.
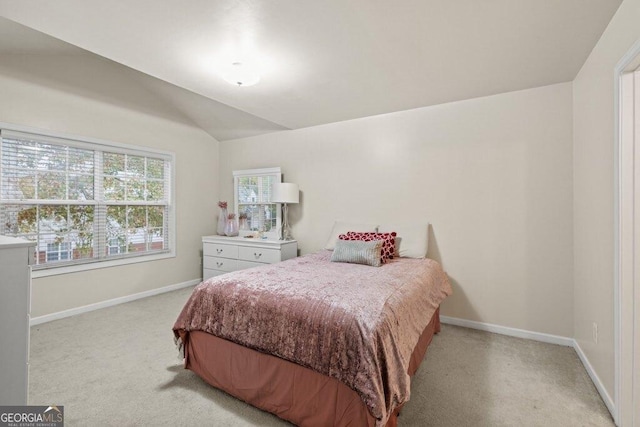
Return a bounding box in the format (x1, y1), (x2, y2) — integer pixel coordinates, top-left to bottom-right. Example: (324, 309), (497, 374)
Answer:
(217, 208), (227, 235)
(224, 219), (239, 237)
(239, 217), (249, 231)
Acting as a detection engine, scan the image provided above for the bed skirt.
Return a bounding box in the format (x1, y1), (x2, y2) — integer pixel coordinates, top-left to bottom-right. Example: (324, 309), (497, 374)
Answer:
(181, 307), (441, 426)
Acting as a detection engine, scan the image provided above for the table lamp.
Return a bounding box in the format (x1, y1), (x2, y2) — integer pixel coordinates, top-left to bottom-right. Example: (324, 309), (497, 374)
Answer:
(271, 183), (299, 240)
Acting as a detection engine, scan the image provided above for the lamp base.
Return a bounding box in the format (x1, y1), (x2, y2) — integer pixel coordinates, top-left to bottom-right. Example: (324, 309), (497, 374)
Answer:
(282, 224), (294, 241)
(280, 203), (294, 241)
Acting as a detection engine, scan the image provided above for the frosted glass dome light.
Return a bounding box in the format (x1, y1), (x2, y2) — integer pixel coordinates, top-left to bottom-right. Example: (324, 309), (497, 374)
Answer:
(221, 62), (261, 87)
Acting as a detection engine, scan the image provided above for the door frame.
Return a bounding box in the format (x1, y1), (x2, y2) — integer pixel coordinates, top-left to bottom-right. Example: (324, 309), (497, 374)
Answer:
(615, 39), (640, 427)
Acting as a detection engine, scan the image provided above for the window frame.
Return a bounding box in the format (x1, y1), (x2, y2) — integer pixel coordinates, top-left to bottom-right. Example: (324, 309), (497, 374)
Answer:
(233, 167), (282, 240)
(0, 122), (176, 278)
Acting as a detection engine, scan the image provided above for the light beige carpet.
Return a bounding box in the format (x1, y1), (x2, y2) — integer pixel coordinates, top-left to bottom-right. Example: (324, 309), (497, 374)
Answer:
(29, 287), (614, 426)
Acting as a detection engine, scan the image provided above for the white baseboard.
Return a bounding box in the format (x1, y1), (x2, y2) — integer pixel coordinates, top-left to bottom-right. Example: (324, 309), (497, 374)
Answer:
(573, 341), (616, 417)
(30, 278), (201, 326)
(440, 315), (615, 421)
(440, 315), (574, 347)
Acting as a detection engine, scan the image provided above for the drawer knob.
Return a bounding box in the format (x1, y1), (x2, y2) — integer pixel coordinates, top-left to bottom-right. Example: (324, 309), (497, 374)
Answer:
(216, 249), (223, 254)
(254, 252), (262, 259)
(216, 262), (223, 267)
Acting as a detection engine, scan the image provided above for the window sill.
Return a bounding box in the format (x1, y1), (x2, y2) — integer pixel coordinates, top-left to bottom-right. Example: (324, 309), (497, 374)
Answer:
(31, 250), (176, 278)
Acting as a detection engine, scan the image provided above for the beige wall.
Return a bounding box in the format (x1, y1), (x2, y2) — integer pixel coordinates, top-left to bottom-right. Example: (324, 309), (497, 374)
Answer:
(0, 54), (219, 317)
(573, 0), (640, 399)
(220, 83), (574, 337)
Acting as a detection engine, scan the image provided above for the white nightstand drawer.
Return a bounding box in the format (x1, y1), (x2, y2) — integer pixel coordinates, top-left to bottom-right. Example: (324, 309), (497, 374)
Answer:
(238, 246), (281, 264)
(203, 243), (239, 259)
(236, 260), (265, 270)
(203, 268), (226, 280)
(203, 256), (237, 272)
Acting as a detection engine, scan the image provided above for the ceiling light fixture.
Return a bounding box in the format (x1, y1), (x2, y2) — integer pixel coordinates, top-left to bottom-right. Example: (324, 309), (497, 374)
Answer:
(221, 62), (260, 87)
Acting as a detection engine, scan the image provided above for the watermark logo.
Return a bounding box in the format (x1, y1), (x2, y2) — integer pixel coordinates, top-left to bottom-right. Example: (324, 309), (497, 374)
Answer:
(0, 405), (63, 427)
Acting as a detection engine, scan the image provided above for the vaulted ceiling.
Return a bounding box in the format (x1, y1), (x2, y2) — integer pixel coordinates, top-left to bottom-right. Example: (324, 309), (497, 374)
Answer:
(0, 0), (622, 141)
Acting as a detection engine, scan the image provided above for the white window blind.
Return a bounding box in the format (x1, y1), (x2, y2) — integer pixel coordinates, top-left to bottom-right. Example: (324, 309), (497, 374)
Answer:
(0, 129), (173, 270)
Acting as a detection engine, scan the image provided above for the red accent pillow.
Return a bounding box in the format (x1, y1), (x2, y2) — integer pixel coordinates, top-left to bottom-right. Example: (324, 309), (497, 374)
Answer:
(338, 231), (397, 263)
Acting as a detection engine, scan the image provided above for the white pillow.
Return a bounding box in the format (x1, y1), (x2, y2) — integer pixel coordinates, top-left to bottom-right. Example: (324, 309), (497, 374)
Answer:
(378, 223), (429, 258)
(324, 220), (378, 250)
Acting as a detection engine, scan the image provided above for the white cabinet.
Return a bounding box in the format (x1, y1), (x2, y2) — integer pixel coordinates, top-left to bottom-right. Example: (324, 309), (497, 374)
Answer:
(0, 236), (35, 405)
(202, 235), (297, 280)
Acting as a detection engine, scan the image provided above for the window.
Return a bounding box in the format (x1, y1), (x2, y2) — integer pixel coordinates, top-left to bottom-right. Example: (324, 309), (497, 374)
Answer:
(46, 242), (71, 262)
(107, 237), (126, 255)
(233, 167), (281, 239)
(0, 128), (174, 271)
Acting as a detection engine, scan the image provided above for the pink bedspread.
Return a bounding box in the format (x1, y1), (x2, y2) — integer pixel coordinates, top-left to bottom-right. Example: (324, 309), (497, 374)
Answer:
(173, 250), (452, 425)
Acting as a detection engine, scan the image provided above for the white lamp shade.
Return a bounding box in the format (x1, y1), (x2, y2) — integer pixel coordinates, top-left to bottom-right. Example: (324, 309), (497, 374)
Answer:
(272, 183), (299, 204)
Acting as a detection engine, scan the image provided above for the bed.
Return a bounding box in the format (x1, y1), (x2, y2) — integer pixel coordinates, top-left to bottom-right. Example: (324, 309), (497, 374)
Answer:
(173, 249), (452, 426)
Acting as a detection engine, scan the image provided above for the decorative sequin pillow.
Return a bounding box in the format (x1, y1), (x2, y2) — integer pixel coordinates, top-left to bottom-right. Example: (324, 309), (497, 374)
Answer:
(338, 231), (397, 263)
(330, 239), (383, 267)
